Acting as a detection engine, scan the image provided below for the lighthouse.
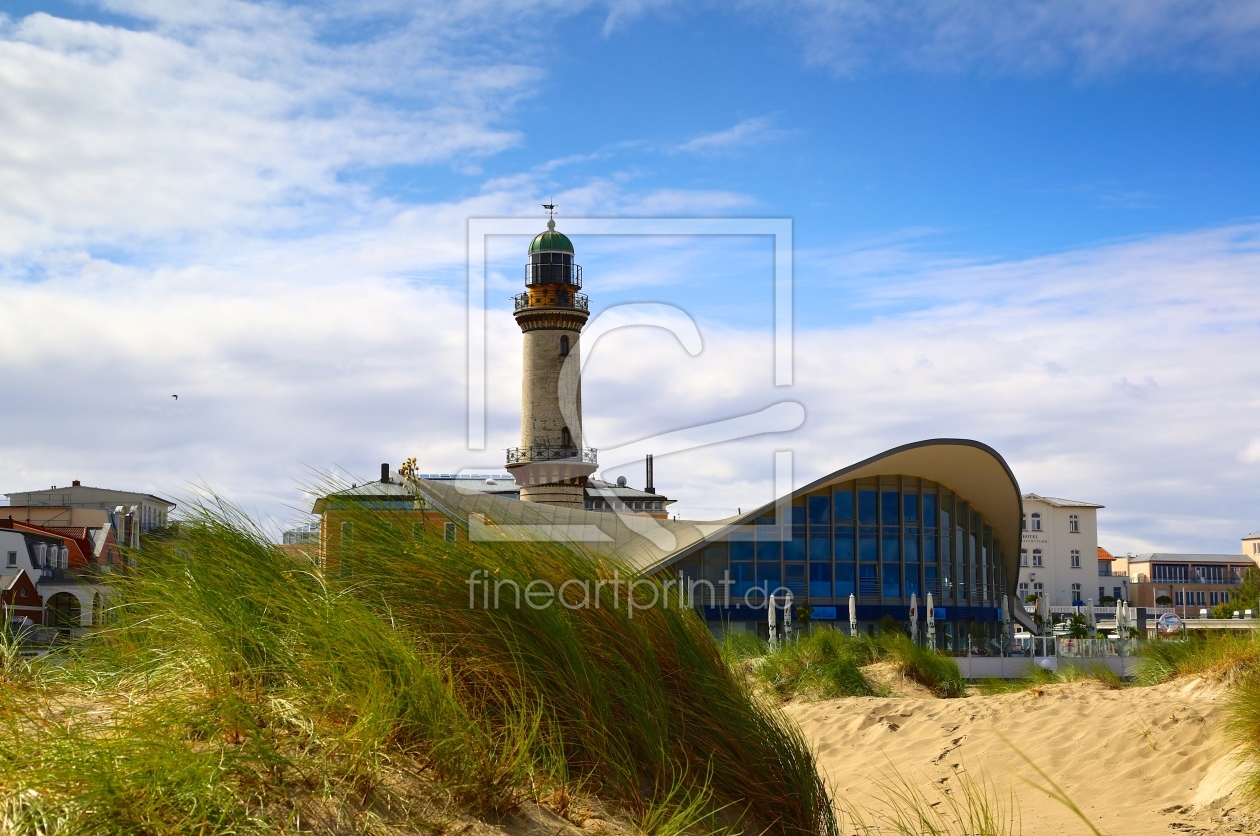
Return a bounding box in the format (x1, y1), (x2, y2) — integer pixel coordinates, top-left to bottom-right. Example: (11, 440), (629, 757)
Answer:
(504, 211), (597, 506)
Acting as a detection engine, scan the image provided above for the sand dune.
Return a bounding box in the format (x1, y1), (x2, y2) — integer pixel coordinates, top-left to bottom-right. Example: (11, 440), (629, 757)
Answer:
(787, 678), (1250, 835)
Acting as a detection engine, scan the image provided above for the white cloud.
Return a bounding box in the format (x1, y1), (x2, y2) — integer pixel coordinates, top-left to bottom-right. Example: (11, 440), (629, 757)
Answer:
(0, 4), (535, 254)
(739, 0), (1260, 75)
(1243, 439), (1260, 465)
(677, 116), (782, 154)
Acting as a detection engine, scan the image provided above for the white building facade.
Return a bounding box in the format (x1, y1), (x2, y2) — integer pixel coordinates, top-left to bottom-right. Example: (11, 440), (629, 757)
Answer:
(1017, 494), (1116, 607)
(1244, 530), (1260, 559)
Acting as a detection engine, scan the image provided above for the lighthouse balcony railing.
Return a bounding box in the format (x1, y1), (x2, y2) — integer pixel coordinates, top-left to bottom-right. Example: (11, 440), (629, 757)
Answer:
(525, 261), (582, 288)
(513, 292), (590, 312)
(505, 445), (598, 465)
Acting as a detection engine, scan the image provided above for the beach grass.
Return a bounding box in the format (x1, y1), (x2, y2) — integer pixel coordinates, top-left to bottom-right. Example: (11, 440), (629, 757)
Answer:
(756, 627), (883, 700)
(974, 662), (1126, 695)
(0, 495), (838, 836)
(1133, 632), (1260, 685)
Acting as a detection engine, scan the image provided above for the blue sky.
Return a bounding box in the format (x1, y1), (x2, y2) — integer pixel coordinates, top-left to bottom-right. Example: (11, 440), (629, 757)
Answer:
(0, 1), (1257, 552)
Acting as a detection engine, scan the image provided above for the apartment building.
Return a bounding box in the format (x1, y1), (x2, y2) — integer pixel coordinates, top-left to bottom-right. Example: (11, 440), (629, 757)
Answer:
(1016, 494), (1116, 606)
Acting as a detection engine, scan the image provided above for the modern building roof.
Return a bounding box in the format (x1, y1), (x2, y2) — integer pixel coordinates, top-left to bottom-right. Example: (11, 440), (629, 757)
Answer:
(1129, 553), (1258, 565)
(1021, 493), (1104, 509)
(5, 483), (175, 508)
(586, 478), (672, 502)
(1246, 530), (1260, 539)
(528, 221), (574, 254)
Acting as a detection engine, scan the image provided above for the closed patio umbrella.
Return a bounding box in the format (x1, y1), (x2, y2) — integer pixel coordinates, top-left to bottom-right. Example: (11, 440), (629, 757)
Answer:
(926, 592), (936, 648)
(909, 592), (918, 644)
(849, 593), (858, 638)
(768, 592), (778, 650)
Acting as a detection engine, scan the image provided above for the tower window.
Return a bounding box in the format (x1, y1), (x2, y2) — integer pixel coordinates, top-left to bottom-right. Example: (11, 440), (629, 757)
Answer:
(559, 335), (569, 356)
(561, 427), (573, 449)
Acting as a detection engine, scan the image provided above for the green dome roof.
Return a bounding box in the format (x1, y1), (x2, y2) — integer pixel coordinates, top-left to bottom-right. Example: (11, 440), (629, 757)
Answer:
(528, 220), (574, 254)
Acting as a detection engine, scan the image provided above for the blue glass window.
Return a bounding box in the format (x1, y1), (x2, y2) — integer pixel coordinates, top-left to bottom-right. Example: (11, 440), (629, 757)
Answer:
(859, 528), (878, 562)
(881, 532), (900, 562)
(882, 563), (901, 598)
(923, 493), (938, 528)
(809, 561), (832, 598)
(903, 493), (919, 524)
(808, 534), (831, 561)
(789, 505), (805, 525)
(905, 568), (920, 598)
(730, 562), (753, 595)
(730, 539), (754, 561)
(834, 489), (855, 522)
(858, 490), (877, 525)
(807, 494), (830, 525)
(859, 564), (878, 595)
(785, 563), (806, 594)
(783, 527), (805, 562)
(925, 565), (938, 595)
(756, 539), (780, 562)
(881, 491), (900, 526)
(923, 535), (937, 564)
(905, 534), (919, 564)
(756, 563), (781, 592)
(835, 563), (855, 597)
(834, 527), (855, 561)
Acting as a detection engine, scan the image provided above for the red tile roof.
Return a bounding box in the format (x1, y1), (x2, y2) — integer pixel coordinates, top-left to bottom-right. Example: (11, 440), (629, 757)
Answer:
(1098, 546), (1115, 561)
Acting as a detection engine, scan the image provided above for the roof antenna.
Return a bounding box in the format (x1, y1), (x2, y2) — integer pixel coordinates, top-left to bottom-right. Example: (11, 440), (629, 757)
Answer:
(542, 200), (556, 230)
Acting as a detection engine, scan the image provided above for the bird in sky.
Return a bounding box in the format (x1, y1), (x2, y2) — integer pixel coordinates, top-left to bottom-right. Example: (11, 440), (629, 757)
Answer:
(172, 395), (178, 400)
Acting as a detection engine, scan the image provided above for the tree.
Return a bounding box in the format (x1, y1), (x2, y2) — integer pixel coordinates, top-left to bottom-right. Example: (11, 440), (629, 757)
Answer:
(1099, 595), (1116, 605)
(1024, 594), (1039, 605)
(1156, 595), (1173, 606)
(1065, 614), (1089, 640)
(1212, 568), (1260, 618)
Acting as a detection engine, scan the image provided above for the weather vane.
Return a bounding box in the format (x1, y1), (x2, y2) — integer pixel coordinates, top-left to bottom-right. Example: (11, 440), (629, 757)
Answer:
(542, 202), (556, 220)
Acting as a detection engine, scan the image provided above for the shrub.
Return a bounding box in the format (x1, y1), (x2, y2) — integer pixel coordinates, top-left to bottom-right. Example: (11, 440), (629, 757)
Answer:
(756, 627), (881, 700)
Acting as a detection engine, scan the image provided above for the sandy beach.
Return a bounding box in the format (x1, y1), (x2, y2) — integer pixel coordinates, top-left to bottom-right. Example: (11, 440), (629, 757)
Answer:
(788, 677), (1250, 835)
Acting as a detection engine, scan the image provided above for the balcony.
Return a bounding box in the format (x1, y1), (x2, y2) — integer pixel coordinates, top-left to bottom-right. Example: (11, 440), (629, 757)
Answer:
(513, 291), (589, 312)
(526, 261), (582, 288)
(504, 445), (598, 487)
(506, 445), (598, 465)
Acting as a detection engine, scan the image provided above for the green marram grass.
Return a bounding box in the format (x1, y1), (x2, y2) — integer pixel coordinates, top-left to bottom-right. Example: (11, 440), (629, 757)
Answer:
(734, 626), (965, 700)
(0, 496), (837, 836)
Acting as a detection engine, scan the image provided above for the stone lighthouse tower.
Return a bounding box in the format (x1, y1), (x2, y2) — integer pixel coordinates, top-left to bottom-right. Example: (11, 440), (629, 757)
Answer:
(505, 211), (597, 507)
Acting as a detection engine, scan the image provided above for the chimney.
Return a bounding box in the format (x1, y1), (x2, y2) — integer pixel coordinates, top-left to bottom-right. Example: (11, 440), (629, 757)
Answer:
(381, 463), (391, 484)
(72, 480), (81, 487)
(645, 454), (655, 494)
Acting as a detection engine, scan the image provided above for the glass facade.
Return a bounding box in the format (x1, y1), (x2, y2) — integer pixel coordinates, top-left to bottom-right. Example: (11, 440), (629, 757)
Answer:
(689, 475), (1010, 649)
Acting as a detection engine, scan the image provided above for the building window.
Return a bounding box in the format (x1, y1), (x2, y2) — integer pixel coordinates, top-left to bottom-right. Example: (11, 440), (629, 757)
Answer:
(444, 522), (457, 542)
(1071, 582), (1082, 601)
(633, 501), (642, 511)
(18, 588), (26, 598)
(5, 551), (14, 568)
(1021, 513), (1027, 531)
(1033, 582), (1044, 596)
(559, 335), (570, 356)
(654, 501), (663, 510)
(1070, 550), (1080, 568)
(1030, 513), (1042, 531)
(1019, 582), (1029, 596)
(1020, 549), (1028, 567)
(340, 521), (353, 549)
(1032, 549), (1043, 567)
(35, 544), (46, 567)
(1069, 514), (1079, 533)
(1099, 586), (1105, 600)
(560, 427), (573, 449)
(1175, 590), (1184, 605)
